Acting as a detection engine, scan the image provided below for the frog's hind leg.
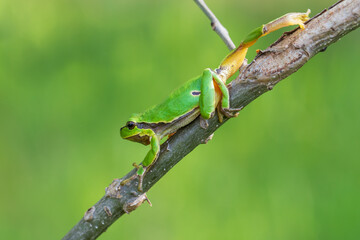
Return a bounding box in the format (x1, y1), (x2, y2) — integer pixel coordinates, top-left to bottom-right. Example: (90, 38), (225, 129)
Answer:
(218, 10), (310, 81)
(213, 10), (310, 121)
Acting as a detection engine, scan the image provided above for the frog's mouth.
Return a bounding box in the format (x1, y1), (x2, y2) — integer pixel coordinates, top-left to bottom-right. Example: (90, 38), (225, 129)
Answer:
(127, 134), (150, 145)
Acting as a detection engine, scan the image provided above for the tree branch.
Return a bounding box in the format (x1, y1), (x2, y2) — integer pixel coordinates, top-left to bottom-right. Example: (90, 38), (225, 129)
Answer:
(62, 0), (360, 239)
(194, 0), (236, 50)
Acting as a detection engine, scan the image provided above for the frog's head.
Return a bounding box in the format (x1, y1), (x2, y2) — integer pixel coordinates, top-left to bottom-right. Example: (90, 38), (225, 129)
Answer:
(120, 117), (151, 145)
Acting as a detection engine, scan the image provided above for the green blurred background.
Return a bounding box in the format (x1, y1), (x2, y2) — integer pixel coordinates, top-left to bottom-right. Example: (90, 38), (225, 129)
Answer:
(0, 0), (359, 239)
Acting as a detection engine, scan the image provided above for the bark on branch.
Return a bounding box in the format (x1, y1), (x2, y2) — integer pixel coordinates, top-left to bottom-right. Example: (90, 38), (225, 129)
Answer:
(63, 0), (360, 239)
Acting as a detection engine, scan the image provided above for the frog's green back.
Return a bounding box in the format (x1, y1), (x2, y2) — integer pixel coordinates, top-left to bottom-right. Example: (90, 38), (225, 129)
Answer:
(136, 76), (202, 123)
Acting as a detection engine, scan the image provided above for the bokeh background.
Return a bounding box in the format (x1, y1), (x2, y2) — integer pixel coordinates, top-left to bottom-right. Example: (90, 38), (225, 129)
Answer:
(1, 0), (359, 239)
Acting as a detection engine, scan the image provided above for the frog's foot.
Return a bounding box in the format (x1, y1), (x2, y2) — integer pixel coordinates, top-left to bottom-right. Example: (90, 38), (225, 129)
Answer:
(290, 9), (311, 29)
(220, 107), (243, 118)
(264, 9), (311, 34)
(120, 163), (147, 192)
(200, 117), (209, 129)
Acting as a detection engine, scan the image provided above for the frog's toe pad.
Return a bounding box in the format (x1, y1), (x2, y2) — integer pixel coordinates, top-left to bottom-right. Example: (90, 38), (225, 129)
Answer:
(221, 107), (243, 118)
(200, 117), (209, 129)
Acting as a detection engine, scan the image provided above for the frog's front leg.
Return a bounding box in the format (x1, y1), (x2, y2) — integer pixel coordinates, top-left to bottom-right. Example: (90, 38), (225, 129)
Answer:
(121, 135), (160, 192)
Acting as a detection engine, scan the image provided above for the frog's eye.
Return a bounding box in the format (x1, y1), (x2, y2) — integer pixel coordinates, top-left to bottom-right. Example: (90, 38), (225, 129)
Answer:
(126, 121), (136, 130)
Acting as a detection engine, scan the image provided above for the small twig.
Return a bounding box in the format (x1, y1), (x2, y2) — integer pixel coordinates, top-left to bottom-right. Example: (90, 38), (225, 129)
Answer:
(194, 0), (236, 50)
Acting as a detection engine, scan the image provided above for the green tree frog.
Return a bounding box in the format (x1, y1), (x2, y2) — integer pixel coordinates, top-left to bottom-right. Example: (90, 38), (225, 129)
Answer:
(120, 10), (310, 191)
